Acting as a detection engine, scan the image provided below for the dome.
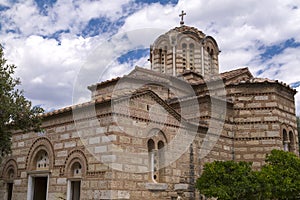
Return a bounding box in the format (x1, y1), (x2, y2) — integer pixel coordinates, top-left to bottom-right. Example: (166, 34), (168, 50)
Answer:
(150, 25), (220, 77)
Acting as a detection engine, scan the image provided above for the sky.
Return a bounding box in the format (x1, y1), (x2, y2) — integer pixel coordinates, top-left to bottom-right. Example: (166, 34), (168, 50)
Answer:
(0, 0), (300, 115)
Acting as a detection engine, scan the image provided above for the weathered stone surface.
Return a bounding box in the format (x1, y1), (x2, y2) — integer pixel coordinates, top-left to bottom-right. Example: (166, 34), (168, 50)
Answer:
(145, 183), (168, 191)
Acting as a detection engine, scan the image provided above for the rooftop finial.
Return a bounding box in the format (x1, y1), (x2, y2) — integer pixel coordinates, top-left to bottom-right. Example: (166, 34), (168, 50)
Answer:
(179, 10), (186, 26)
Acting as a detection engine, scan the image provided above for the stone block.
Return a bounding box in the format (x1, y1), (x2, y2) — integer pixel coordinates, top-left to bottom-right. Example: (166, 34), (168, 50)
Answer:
(18, 142), (25, 148)
(118, 190), (130, 199)
(101, 155), (116, 163)
(108, 125), (123, 133)
(60, 133), (69, 140)
(14, 179), (22, 185)
(95, 146), (107, 153)
(57, 178), (67, 185)
(250, 147), (264, 152)
(54, 143), (63, 150)
(102, 135), (117, 143)
(145, 183), (168, 191)
(57, 150), (68, 157)
(56, 126), (65, 133)
(64, 141), (76, 148)
(266, 131), (279, 137)
(254, 96), (268, 101)
(17, 156), (25, 162)
(21, 172), (27, 178)
(66, 124), (75, 131)
(96, 127), (107, 134)
(174, 184), (189, 191)
(243, 154), (254, 159)
(266, 102), (277, 107)
(89, 136), (100, 144)
(119, 136), (131, 144)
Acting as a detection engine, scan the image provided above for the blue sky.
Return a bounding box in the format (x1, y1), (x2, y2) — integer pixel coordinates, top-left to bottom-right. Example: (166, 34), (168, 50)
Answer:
(0, 0), (300, 114)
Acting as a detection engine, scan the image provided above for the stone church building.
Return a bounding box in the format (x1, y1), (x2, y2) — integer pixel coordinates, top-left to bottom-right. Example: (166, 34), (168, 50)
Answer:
(0, 17), (298, 200)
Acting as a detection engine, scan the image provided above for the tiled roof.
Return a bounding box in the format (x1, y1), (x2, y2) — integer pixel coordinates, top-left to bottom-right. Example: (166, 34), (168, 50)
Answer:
(41, 97), (111, 118)
(44, 67), (296, 118)
(220, 67), (253, 80)
(87, 77), (120, 91)
(231, 78), (297, 92)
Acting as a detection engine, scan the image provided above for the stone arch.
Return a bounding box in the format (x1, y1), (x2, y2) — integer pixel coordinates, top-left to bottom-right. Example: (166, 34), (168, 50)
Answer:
(147, 128), (168, 146)
(26, 137), (54, 171)
(281, 123), (289, 136)
(203, 36), (220, 55)
(281, 124), (296, 152)
(1, 158), (18, 180)
(64, 149), (88, 177)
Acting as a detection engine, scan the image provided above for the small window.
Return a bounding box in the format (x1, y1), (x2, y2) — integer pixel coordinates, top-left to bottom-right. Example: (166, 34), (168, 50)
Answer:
(283, 129), (289, 151)
(36, 150), (49, 170)
(72, 162), (82, 177)
(288, 131), (295, 152)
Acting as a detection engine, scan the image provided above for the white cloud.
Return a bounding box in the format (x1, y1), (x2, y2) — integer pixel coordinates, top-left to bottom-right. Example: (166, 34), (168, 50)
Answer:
(0, 0), (300, 115)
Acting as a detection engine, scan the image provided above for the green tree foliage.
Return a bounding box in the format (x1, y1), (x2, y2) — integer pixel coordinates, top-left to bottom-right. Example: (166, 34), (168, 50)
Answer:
(259, 149), (300, 199)
(0, 46), (44, 158)
(196, 161), (258, 200)
(196, 150), (300, 200)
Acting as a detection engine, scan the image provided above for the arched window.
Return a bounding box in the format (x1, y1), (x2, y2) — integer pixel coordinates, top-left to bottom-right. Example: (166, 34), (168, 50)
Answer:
(182, 43), (187, 70)
(289, 131), (295, 152)
(283, 129), (289, 151)
(147, 130), (167, 183)
(71, 162), (82, 177)
(158, 141), (165, 182)
(148, 139), (157, 182)
(210, 49), (214, 73)
(2, 160), (17, 200)
(189, 43), (194, 70)
(67, 162), (83, 200)
(35, 150), (49, 170)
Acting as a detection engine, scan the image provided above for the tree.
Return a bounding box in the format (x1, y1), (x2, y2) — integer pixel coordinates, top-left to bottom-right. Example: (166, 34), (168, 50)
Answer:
(259, 149), (300, 199)
(196, 160), (258, 200)
(196, 150), (300, 200)
(0, 45), (44, 159)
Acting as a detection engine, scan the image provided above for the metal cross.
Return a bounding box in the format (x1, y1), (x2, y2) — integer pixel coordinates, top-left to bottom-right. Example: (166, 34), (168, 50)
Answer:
(179, 10), (186, 25)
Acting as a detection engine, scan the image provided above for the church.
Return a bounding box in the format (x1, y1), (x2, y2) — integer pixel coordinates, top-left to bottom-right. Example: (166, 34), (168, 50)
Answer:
(0, 12), (298, 200)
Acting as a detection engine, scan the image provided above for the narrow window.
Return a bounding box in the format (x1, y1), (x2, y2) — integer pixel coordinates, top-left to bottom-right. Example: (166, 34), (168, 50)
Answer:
(158, 141), (165, 182)
(148, 139), (157, 182)
(189, 43), (194, 70)
(182, 43), (187, 69)
(289, 131), (294, 152)
(283, 129), (289, 151)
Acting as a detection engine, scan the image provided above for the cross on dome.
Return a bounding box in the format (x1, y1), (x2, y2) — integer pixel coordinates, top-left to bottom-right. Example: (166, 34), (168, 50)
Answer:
(179, 10), (186, 26)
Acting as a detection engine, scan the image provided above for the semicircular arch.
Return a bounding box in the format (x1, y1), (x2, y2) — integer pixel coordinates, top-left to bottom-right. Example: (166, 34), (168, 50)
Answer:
(26, 137), (54, 171)
(64, 149), (88, 177)
(1, 158), (18, 180)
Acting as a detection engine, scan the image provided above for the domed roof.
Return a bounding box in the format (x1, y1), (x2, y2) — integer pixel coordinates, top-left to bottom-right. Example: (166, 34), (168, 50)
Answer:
(166, 25), (206, 40)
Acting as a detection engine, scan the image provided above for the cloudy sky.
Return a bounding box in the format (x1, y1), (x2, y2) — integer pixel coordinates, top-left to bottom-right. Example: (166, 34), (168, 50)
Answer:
(0, 0), (300, 115)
